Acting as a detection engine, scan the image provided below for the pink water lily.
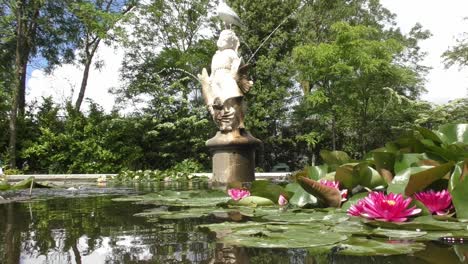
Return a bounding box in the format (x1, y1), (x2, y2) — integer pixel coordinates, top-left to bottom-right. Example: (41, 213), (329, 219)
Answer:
(278, 194), (288, 206)
(347, 192), (421, 222)
(227, 188), (251, 201)
(414, 190), (453, 215)
(319, 179), (348, 201)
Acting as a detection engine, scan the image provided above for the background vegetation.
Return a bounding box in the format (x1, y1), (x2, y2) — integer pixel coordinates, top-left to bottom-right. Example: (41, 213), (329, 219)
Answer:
(0, 0), (466, 174)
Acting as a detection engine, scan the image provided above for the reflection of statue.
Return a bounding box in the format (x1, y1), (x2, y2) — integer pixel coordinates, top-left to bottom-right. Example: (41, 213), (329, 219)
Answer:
(198, 30), (252, 133)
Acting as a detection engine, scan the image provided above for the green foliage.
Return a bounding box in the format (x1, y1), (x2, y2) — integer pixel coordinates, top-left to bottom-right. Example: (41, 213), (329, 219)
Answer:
(113, 159), (207, 182)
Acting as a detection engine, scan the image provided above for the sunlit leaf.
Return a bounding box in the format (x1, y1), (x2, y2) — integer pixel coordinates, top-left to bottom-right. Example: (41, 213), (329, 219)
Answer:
(337, 237), (426, 256)
(404, 162), (455, 196)
(285, 183), (318, 207)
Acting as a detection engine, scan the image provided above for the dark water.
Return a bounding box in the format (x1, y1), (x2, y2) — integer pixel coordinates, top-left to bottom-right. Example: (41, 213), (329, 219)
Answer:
(0, 184), (467, 264)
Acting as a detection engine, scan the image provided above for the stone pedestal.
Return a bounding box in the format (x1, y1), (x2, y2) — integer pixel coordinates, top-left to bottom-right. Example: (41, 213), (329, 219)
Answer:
(206, 130), (261, 183)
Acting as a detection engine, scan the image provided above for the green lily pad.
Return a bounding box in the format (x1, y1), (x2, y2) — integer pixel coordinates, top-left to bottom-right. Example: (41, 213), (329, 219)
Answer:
(387, 166), (431, 195)
(404, 162), (455, 196)
(204, 222), (348, 249)
(363, 215), (468, 231)
(320, 150), (352, 170)
(229, 196), (275, 207)
(335, 162), (386, 190)
(332, 218), (373, 236)
(372, 151), (396, 183)
(341, 191), (369, 211)
(371, 228), (427, 239)
(250, 180), (291, 204)
(395, 153), (428, 174)
(307, 165), (328, 180)
(337, 237), (426, 256)
(285, 182), (318, 207)
(112, 189), (230, 207)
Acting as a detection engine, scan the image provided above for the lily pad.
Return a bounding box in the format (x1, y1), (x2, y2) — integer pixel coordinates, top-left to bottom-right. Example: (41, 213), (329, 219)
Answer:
(112, 189), (230, 207)
(362, 215), (468, 231)
(203, 222), (348, 249)
(285, 182), (318, 207)
(337, 237), (426, 256)
(387, 166), (431, 195)
(404, 162), (455, 196)
(229, 196), (275, 207)
(250, 180), (291, 204)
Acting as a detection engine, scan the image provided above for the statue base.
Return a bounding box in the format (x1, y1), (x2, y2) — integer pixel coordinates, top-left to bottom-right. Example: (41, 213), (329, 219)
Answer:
(206, 129), (261, 184)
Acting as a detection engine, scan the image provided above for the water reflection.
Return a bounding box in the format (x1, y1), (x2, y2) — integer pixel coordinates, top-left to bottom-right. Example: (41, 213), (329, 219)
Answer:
(0, 189), (467, 263)
(0, 196), (216, 264)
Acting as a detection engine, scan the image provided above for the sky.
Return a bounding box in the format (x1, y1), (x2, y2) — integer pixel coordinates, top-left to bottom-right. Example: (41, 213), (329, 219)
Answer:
(26, 0), (468, 112)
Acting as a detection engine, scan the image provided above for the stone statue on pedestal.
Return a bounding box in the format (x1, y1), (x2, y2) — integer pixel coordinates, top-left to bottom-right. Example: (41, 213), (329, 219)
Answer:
(198, 6), (260, 184)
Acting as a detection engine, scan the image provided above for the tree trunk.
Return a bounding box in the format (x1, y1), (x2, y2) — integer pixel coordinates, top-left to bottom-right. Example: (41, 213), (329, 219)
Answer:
(331, 114), (336, 151)
(75, 39), (100, 111)
(75, 58), (92, 111)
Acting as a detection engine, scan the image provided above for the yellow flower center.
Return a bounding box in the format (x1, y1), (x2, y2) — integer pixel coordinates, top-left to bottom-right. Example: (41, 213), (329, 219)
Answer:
(385, 200), (396, 206)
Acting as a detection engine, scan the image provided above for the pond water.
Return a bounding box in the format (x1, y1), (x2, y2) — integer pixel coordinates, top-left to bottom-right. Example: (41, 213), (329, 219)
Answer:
(0, 182), (467, 264)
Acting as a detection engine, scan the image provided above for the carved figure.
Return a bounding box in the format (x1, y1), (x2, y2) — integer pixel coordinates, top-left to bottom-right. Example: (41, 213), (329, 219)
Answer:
(198, 29), (252, 133)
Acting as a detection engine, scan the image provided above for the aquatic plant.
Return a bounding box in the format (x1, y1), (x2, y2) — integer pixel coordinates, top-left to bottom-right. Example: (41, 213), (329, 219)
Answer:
(228, 188), (251, 201)
(278, 194), (288, 206)
(319, 179), (348, 201)
(414, 189), (453, 215)
(348, 192), (421, 222)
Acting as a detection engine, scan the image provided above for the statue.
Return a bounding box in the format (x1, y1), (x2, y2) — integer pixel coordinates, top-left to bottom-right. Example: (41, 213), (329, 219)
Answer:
(198, 2), (260, 184)
(198, 29), (252, 134)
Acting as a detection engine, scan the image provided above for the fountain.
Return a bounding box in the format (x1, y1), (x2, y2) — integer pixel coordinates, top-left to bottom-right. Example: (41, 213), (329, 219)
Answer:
(198, 14), (261, 184)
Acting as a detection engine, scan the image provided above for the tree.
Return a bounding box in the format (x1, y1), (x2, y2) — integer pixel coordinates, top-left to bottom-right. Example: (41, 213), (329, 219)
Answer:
(3, 0), (78, 168)
(293, 22), (427, 157)
(70, 0), (137, 111)
(443, 19), (468, 70)
(116, 0), (217, 169)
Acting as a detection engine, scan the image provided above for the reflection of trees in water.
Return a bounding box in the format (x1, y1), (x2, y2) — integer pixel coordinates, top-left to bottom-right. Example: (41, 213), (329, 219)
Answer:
(0, 196), (215, 263)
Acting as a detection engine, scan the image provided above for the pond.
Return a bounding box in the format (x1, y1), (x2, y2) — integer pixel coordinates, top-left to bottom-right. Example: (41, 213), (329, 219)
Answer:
(0, 182), (467, 264)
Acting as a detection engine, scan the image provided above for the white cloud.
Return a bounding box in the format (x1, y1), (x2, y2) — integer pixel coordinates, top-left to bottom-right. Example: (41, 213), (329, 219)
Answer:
(27, 1), (468, 112)
(26, 43), (125, 112)
(381, 0), (468, 103)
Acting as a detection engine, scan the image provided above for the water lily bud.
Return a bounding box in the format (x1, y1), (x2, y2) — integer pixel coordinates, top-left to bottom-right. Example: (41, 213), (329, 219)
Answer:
(278, 194), (288, 206)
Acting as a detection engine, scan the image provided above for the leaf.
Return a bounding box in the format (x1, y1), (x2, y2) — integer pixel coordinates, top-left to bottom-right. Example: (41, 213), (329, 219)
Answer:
(297, 177), (341, 208)
(335, 164), (356, 190)
(341, 192), (369, 211)
(203, 222), (348, 249)
(250, 180), (291, 204)
(337, 237), (426, 256)
(404, 162), (455, 196)
(335, 162), (386, 189)
(12, 177), (52, 190)
(307, 165), (328, 180)
(285, 183), (318, 207)
(387, 167), (432, 195)
(320, 150), (351, 170)
(372, 152), (396, 183)
(355, 162), (387, 189)
(416, 126), (443, 144)
(437, 124), (468, 144)
(229, 196), (275, 207)
(449, 160), (468, 219)
(362, 215), (468, 231)
(394, 153), (428, 174)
